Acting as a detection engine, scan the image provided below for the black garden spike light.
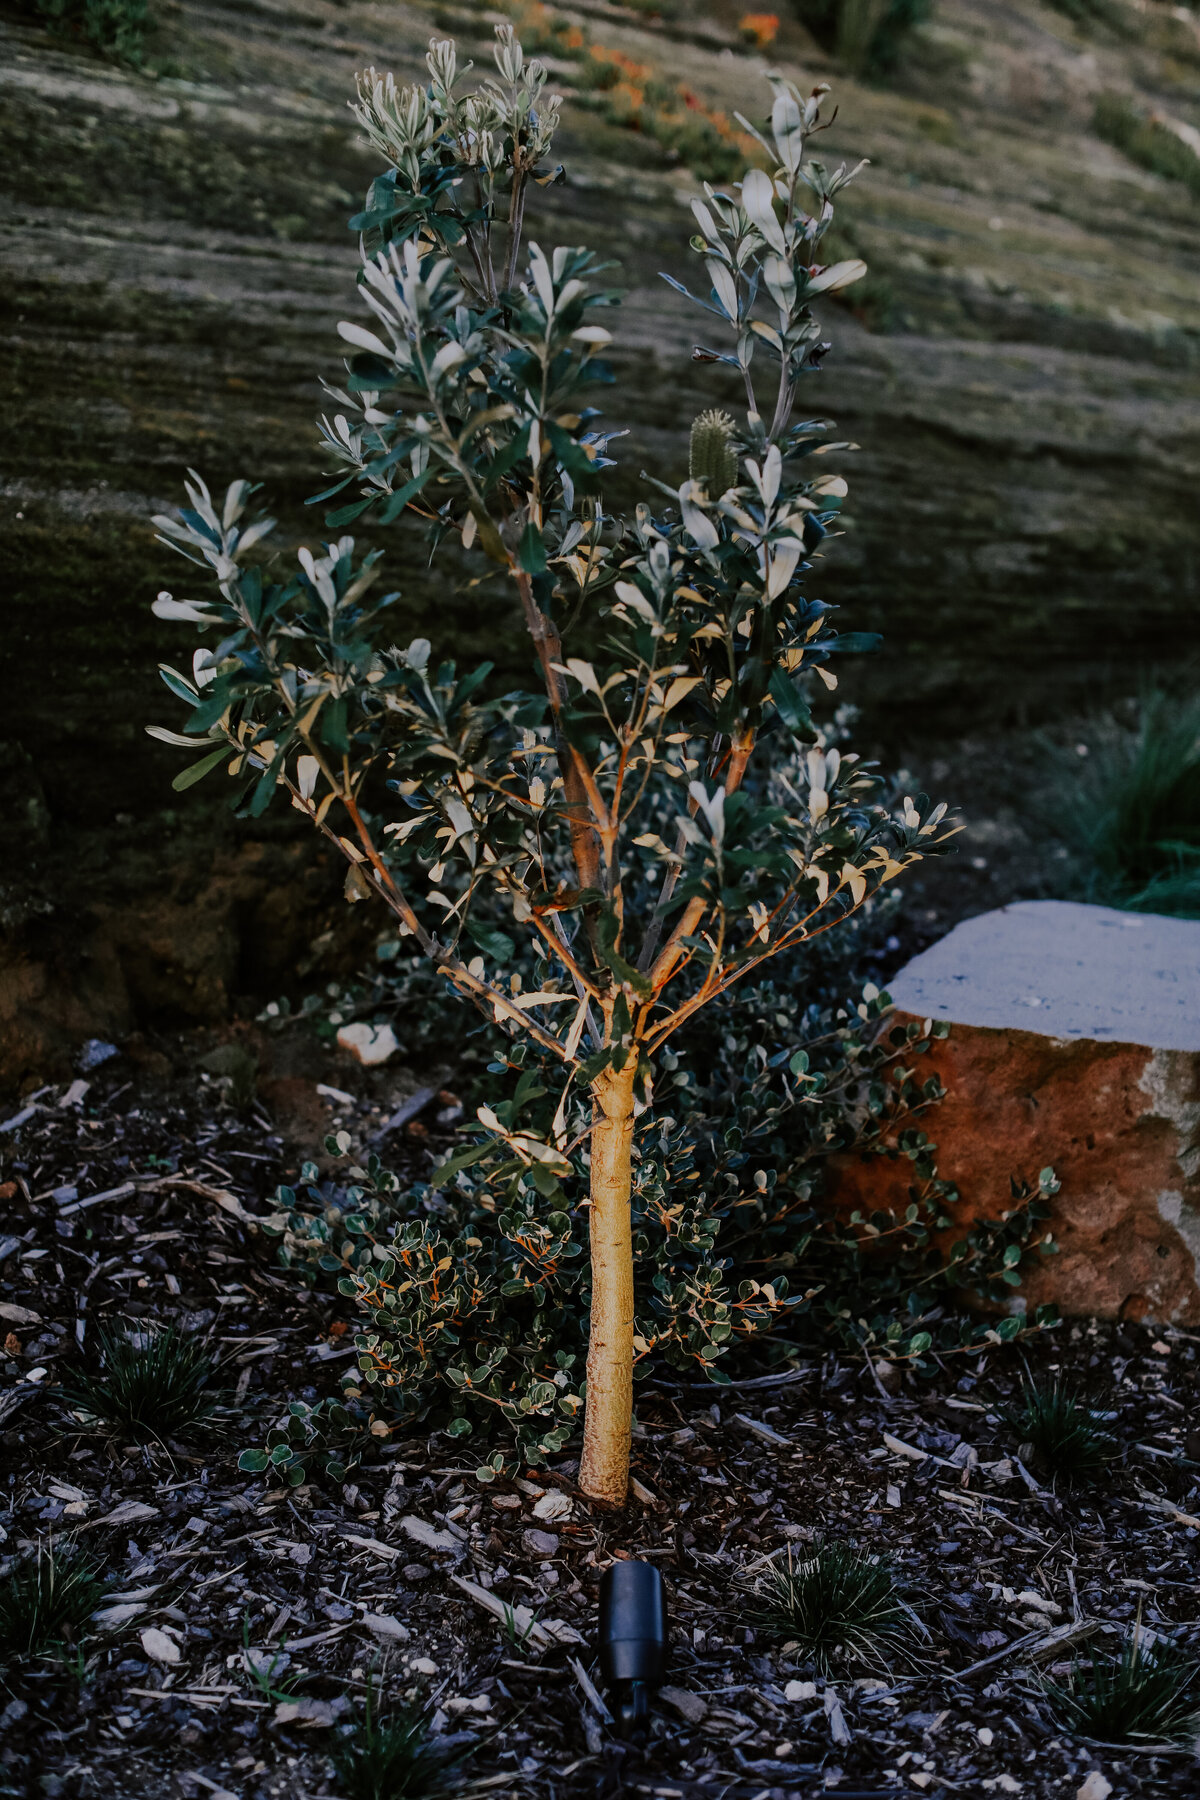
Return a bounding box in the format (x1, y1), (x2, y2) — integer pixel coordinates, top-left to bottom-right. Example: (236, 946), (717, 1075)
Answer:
(598, 1558), (667, 1731)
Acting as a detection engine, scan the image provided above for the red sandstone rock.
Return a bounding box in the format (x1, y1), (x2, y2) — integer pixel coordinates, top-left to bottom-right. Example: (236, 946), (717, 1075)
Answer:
(828, 903), (1200, 1325)
(828, 1018), (1200, 1323)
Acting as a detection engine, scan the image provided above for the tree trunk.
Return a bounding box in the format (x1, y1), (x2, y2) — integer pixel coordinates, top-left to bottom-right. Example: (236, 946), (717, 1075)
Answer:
(578, 1058), (637, 1504)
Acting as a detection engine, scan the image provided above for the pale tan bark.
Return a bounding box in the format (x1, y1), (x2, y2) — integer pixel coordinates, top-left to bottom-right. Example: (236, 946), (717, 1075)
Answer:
(578, 1057), (638, 1504)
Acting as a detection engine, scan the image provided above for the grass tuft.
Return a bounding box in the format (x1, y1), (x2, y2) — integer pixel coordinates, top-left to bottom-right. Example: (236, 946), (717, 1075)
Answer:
(331, 1680), (470, 1800)
(747, 1540), (919, 1673)
(1002, 1374), (1117, 1483)
(1044, 1629), (1200, 1746)
(0, 1544), (106, 1666)
(1045, 689), (1200, 918)
(58, 1323), (221, 1442)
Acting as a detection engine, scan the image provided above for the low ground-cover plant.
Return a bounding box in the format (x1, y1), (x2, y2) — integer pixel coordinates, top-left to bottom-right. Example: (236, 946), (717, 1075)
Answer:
(747, 1540), (921, 1673)
(57, 1323), (222, 1442)
(249, 979), (1057, 1476)
(1045, 690), (1200, 917)
(238, 1395), (368, 1488)
(1044, 1628), (1200, 1747)
(149, 28), (965, 1501)
(0, 1544), (106, 1667)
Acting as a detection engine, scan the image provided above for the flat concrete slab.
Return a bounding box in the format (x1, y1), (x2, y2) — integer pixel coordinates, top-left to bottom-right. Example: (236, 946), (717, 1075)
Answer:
(888, 899), (1200, 1054)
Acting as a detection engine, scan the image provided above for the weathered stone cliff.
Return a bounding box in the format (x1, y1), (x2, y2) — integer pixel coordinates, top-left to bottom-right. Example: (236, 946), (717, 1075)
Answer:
(2, 0), (1199, 1083)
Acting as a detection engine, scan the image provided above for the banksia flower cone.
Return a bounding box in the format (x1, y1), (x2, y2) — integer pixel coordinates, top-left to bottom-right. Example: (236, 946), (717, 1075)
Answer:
(689, 408), (738, 496)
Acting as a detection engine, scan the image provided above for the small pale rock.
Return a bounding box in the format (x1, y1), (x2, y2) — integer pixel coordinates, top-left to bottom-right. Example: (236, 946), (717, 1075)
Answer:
(337, 1022), (399, 1066)
(1077, 1774), (1112, 1800)
(523, 1528), (559, 1559)
(360, 1611), (410, 1642)
(93, 1603), (146, 1630)
(140, 1626), (182, 1665)
(659, 1684), (707, 1724)
(1016, 1589), (1062, 1616)
(444, 1693), (492, 1715)
(532, 1490), (573, 1523)
(273, 1695), (348, 1727)
(785, 1679), (818, 1702)
(412, 1656), (438, 1675)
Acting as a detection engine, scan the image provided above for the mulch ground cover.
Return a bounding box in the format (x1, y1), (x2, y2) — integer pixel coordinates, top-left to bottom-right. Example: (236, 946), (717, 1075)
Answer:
(2, 1045), (1199, 1800)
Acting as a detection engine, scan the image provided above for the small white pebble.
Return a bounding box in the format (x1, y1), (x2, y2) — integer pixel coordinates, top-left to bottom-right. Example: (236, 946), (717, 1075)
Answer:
(412, 1656), (437, 1676)
(978, 1726), (994, 1745)
(140, 1626), (181, 1666)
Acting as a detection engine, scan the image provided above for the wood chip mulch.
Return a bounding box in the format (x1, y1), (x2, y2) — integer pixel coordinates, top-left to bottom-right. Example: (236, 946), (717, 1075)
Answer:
(2, 1048), (1199, 1800)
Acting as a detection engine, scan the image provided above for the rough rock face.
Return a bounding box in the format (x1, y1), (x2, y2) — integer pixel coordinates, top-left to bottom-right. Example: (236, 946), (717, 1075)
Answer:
(3, 0), (1200, 1072)
(0, 836), (376, 1089)
(829, 903), (1200, 1323)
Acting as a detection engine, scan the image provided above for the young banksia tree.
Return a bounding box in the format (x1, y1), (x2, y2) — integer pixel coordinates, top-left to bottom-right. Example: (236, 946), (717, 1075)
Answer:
(148, 26), (957, 1505)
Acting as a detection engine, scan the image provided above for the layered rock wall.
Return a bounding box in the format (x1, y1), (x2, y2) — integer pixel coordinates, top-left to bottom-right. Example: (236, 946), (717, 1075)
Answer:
(3, 0), (1200, 1079)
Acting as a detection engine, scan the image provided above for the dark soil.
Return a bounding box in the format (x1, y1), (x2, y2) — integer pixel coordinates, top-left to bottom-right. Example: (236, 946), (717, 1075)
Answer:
(2, 1048), (1199, 1800)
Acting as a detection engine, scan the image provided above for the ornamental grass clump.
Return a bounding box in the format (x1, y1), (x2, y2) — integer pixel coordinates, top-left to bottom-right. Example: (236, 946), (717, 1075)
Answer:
(332, 1682), (469, 1800)
(148, 27), (958, 1503)
(0, 1544), (106, 1667)
(1044, 1627), (1200, 1747)
(1047, 688), (1200, 917)
(58, 1323), (221, 1443)
(1001, 1373), (1118, 1484)
(748, 1541), (920, 1673)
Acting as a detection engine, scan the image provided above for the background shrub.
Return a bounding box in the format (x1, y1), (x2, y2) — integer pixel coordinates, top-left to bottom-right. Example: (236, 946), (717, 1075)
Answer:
(792, 0), (931, 77)
(35, 0), (149, 64)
